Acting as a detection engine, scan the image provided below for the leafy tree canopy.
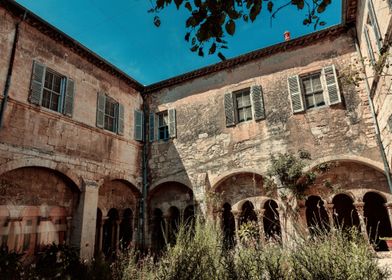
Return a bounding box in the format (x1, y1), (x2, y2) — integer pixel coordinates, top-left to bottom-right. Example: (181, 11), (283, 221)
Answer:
(150, 0), (332, 60)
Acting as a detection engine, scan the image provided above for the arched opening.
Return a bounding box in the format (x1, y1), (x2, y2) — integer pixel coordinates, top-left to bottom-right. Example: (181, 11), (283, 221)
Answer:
(222, 203), (235, 249)
(119, 208), (133, 250)
(183, 205), (195, 229)
(332, 194), (360, 230)
(168, 206), (180, 245)
(151, 208), (165, 252)
(263, 200), (281, 241)
(0, 167), (78, 255)
(305, 196), (329, 234)
(94, 208), (102, 256)
(364, 192), (392, 251)
(240, 201), (258, 225)
(103, 208), (119, 257)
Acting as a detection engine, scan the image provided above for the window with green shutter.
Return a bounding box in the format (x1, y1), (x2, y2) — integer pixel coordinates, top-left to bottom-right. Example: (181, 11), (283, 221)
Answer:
(287, 64), (342, 114)
(96, 93), (124, 135)
(29, 60), (75, 116)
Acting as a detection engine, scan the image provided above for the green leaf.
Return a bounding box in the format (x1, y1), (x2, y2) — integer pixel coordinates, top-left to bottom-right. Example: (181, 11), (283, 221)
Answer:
(209, 43), (217, 55)
(185, 1), (192, 11)
(218, 52), (226, 61)
(153, 16), (161, 27)
(190, 45), (199, 52)
(174, 0), (183, 9)
(225, 19), (236, 36)
(267, 1), (273, 13)
(319, 21), (326, 26)
(198, 47), (204, 57)
(185, 32), (190, 42)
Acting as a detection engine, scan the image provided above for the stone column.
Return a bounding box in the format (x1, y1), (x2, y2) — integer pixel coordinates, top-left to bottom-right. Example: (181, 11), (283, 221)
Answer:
(278, 208), (288, 244)
(232, 210), (241, 245)
(297, 205), (309, 236)
(214, 210), (223, 229)
(70, 179), (99, 261)
(384, 203), (392, 229)
(256, 209), (265, 244)
(326, 203), (335, 228)
(353, 202), (369, 241)
(116, 220), (121, 250)
(66, 216), (72, 245)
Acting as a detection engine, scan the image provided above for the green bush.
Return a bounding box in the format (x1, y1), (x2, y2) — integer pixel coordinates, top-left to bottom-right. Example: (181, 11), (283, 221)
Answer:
(0, 247), (24, 280)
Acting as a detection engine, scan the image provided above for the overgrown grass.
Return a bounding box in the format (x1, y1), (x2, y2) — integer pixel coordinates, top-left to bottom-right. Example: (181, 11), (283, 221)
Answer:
(0, 220), (389, 280)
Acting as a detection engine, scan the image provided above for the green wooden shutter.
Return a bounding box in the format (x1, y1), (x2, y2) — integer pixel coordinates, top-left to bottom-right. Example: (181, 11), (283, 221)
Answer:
(287, 75), (304, 113)
(29, 60), (45, 105)
(168, 108), (176, 138)
(149, 112), (155, 142)
(134, 110), (144, 141)
(117, 103), (124, 135)
(322, 65), (341, 105)
(250, 85), (265, 121)
(368, 0), (382, 51)
(96, 92), (105, 128)
(224, 92), (235, 126)
(364, 27), (375, 65)
(63, 78), (74, 117)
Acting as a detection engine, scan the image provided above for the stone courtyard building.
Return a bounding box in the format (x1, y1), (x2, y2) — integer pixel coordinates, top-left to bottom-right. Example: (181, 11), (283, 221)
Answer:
(0, 0), (391, 259)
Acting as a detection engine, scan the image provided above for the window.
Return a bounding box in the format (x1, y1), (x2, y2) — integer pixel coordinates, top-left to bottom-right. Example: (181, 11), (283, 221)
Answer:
(302, 73), (325, 109)
(367, 0), (382, 51)
(29, 60), (74, 116)
(224, 85), (265, 127)
(147, 109), (176, 142)
(234, 89), (252, 123)
(158, 111), (169, 140)
(104, 96), (117, 132)
(96, 93), (124, 135)
(287, 65), (341, 114)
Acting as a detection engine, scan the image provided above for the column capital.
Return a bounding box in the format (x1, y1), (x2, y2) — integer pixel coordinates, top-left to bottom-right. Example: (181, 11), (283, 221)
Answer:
(231, 210), (241, 218)
(384, 202), (392, 209)
(353, 202), (365, 210)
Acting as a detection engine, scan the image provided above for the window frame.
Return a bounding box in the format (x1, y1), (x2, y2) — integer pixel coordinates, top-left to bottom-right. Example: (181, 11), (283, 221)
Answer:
(103, 96), (118, 133)
(157, 111), (169, 141)
(41, 68), (65, 112)
(233, 87), (253, 123)
(300, 72), (327, 110)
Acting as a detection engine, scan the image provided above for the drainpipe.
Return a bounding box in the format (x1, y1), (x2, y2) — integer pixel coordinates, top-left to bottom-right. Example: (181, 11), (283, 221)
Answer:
(0, 19), (22, 129)
(353, 34), (392, 192)
(139, 95), (149, 249)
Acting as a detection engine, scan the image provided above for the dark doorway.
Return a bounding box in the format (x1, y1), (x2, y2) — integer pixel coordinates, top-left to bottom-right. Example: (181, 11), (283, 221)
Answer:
(94, 208), (102, 256)
(119, 208), (133, 250)
(306, 196), (330, 234)
(332, 194), (360, 230)
(222, 203), (235, 249)
(151, 208), (166, 252)
(364, 192), (392, 251)
(168, 206), (180, 245)
(103, 208), (119, 256)
(263, 200), (281, 241)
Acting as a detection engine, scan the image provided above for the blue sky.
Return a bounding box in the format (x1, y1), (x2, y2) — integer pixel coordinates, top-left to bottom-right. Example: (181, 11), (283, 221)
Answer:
(16, 0), (342, 85)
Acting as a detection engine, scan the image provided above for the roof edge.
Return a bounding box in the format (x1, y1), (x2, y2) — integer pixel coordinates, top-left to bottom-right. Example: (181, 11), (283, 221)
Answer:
(2, 0), (144, 91)
(144, 24), (351, 93)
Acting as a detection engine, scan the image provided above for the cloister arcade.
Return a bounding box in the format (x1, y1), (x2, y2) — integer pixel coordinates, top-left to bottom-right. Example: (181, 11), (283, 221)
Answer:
(212, 160), (392, 251)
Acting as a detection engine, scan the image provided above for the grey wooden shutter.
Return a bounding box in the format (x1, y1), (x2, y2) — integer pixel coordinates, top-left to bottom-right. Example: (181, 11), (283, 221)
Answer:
(29, 60), (45, 105)
(96, 92), (106, 128)
(117, 103), (124, 135)
(250, 85), (265, 121)
(224, 92), (235, 126)
(149, 112), (155, 142)
(168, 108), (176, 138)
(364, 27), (375, 65)
(322, 65), (341, 105)
(134, 110), (144, 141)
(287, 75), (304, 113)
(368, 0), (382, 51)
(63, 78), (74, 117)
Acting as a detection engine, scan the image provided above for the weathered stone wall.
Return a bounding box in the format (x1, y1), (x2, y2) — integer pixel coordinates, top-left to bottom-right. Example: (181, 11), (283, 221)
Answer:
(147, 33), (382, 206)
(0, 7), (143, 259)
(356, 0), (392, 169)
(0, 9), (143, 188)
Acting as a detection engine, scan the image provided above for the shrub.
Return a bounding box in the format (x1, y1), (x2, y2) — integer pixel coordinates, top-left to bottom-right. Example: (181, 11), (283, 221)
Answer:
(0, 247), (24, 280)
(290, 229), (389, 280)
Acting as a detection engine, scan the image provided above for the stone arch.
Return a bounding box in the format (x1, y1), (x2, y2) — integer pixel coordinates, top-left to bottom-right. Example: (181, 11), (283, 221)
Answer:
(240, 200), (258, 226)
(213, 172), (264, 207)
(98, 179), (140, 217)
(305, 155), (385, 174)
(211, 168), (265, 191)
(149, 177), (192, 194)
(0, 159), (81, 191)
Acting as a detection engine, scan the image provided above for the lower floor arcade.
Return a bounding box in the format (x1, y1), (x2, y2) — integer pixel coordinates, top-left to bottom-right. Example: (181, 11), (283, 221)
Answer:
(0, 159), (391, 259)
